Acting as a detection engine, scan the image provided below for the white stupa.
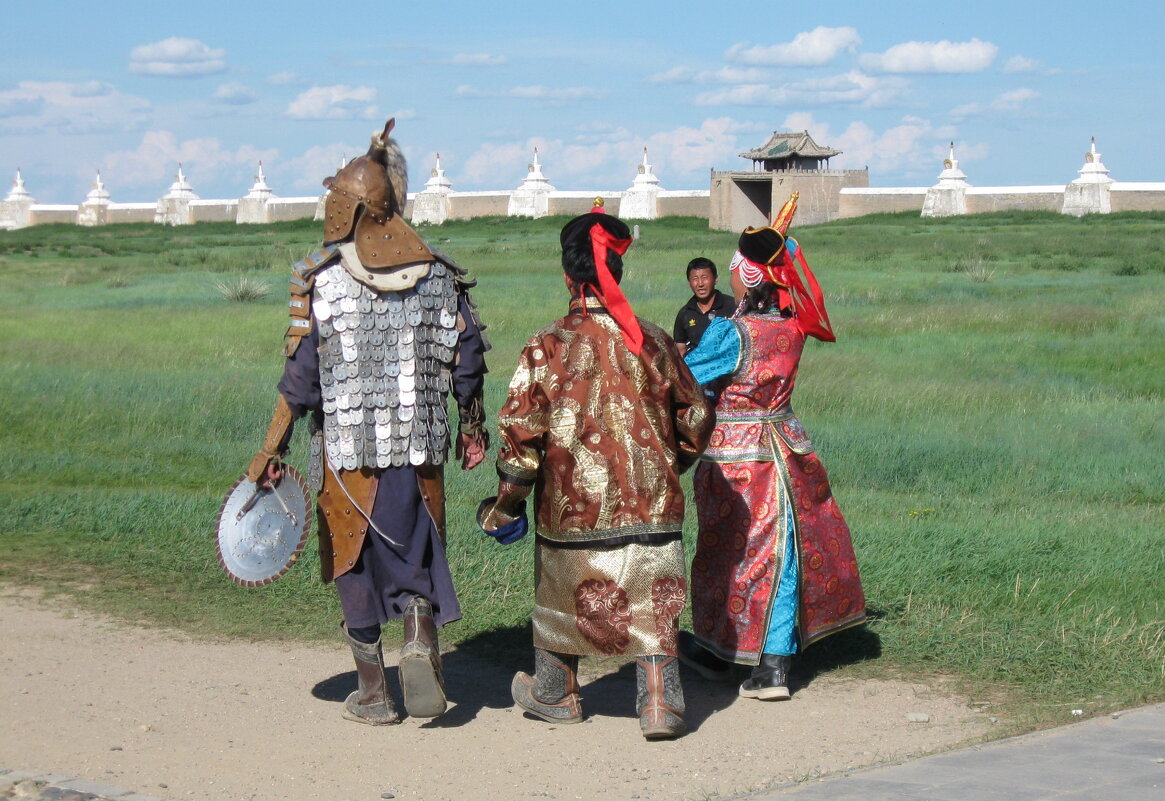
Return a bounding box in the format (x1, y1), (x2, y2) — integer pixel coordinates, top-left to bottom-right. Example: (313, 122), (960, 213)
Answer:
(163, 164), (199, 200)
(78, 171), (112, 227)
(921, 143), (969, 217)
(411, 153), (454, 225)
(0, 169), (36, 229)
(5, 169), (34, 203)
(508, 148), (556, 218)
(238, 162), (277, 223)
(1062, 138), (1113, 216)
(155, 164), (200, 225)
(621, 148), (664, 220)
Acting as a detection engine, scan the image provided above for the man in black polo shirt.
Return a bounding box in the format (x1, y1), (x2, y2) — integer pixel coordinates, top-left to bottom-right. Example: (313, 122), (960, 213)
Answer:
(672, 257), (737, 355)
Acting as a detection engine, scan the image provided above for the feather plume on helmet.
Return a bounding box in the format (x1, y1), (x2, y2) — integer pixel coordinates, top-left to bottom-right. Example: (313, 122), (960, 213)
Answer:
(321, 118), (432, 274)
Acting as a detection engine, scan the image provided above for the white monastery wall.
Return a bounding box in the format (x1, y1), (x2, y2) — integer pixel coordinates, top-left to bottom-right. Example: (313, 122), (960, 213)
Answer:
(965, 187), (1063, 214)
(1110, 183), (1165, 212)
(3, 140), (1165, 232)
(838, 188), (928, 218)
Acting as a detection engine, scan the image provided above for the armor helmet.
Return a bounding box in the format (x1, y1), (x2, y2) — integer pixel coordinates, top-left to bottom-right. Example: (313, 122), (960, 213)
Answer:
(322, 118), (432, 270)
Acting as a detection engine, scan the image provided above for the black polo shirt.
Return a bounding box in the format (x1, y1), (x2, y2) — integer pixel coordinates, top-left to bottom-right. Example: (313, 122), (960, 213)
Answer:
(673, 290), (737, 350)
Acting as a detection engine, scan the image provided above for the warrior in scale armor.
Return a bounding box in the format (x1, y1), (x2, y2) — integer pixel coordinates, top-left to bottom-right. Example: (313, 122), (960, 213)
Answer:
(247, 119), (489, 725)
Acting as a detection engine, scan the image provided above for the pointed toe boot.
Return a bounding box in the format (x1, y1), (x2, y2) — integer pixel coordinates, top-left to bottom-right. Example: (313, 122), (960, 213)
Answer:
(511, 649), (583, 724)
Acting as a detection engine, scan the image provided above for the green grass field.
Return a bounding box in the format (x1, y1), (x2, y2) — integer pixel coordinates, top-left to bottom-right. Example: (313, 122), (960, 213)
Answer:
(1, 211), (1161, 730)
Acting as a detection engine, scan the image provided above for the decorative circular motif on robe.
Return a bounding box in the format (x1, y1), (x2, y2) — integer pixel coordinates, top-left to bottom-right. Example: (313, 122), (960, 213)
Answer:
(748, 562), (768, 581)
(758, 368), (775, 384)
(826, 576), (839, 594)
(651, 576), (686, 655)
(728, 594), (747, 614)
(808, 553), (825, 570)
(709, 429), (726, 448)
(774, 333), (792, 353)
(574, 579), (631, 655)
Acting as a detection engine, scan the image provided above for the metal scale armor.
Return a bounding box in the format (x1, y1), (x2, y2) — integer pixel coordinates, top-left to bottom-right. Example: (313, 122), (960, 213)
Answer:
(313, 260), (460, 471)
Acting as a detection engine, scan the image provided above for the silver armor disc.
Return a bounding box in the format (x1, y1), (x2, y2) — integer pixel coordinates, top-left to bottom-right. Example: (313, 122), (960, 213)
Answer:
(215, 465), (311, 586)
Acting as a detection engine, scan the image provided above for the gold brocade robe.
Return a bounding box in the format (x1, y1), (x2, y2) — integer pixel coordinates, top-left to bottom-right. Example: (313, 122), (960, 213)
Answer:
(496, 298), (713, 656)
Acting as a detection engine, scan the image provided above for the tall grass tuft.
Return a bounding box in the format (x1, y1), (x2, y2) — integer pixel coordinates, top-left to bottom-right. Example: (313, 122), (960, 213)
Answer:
(216, 275), (271, 302)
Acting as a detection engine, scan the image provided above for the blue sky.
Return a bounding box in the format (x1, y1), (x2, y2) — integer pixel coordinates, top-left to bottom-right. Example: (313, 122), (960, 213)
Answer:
(3, 0), (1161, 203)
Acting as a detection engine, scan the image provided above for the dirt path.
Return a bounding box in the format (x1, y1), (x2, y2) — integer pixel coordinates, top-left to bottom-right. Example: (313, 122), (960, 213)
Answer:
(0, 587), (991, 801)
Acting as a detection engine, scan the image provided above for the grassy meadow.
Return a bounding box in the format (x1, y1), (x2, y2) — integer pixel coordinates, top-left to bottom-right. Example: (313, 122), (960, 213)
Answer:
(0, 211), (1162, 729)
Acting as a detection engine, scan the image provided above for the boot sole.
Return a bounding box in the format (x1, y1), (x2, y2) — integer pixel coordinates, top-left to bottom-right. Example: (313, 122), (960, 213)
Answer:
(341, 708), (401, 725)
(400, 655), (447, 718)
(641, 723), (687, 740)
(738, 685), (791, 701)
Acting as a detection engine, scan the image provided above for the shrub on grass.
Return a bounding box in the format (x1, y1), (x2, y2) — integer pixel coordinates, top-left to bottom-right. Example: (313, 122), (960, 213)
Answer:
(215, 275), (271, 302)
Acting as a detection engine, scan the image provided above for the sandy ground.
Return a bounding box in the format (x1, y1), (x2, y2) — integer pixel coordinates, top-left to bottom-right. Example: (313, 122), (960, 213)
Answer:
(0, 586), (992, 801)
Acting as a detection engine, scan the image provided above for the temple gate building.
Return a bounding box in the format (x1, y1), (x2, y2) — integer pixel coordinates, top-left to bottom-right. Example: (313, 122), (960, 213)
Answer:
(709, 130), (868, 231)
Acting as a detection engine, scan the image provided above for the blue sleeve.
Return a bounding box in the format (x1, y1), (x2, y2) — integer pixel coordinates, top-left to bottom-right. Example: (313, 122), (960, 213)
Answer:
(684, 317), (741, 385)
(277, 326), (321, 417)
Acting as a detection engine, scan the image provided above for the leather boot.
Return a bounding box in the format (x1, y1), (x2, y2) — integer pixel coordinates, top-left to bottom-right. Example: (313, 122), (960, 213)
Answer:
(636, 655), (686, 739)
(399, 596), (447, 718)
(511, 648), (583, 724)
(341, 628), (400, 725)
(738, 654), (792, 701)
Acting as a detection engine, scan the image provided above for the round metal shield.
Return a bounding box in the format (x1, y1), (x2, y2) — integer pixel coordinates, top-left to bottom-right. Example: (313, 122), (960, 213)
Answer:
(215, 465), (311, 587)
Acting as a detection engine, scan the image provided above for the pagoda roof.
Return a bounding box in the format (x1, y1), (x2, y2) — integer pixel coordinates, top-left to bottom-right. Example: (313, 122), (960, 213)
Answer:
(740, 130), (841, 160)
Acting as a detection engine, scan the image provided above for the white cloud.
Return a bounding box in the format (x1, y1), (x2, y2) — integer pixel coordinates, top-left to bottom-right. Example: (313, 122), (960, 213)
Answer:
(860, 38), (997, 74)
(1002, 55), (1061, 75)
(450, 53), (507, 66)
(951, 88), (1039, 119)
(128, 37), (227, 77)
(267, 71), (303, 86)
(213, 82), (258, 105)
(455, 85), (606, 101)
(102, 130), (276, 191)
(282, 144), (354, 193)
(286, 85), (378, 120)
(0, 81), (150, 135)
(643, 118), (745, 174)
(454, 118), (753, 189)
(695, 71), (909, 108)
(779, 111), (959, 177)
(648, 66), (771, 85)
(726, 27), (861, 67)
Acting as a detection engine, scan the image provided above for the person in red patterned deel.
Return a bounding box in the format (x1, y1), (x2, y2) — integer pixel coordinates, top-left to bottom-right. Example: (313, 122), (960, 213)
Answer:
(477, 200), (713, 739)
(679, 192), (866, 701)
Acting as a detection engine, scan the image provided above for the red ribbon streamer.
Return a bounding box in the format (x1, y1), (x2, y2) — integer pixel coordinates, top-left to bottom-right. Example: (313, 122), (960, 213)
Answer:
(775, 248), (834, 342)
(587, 221), (642, 354)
